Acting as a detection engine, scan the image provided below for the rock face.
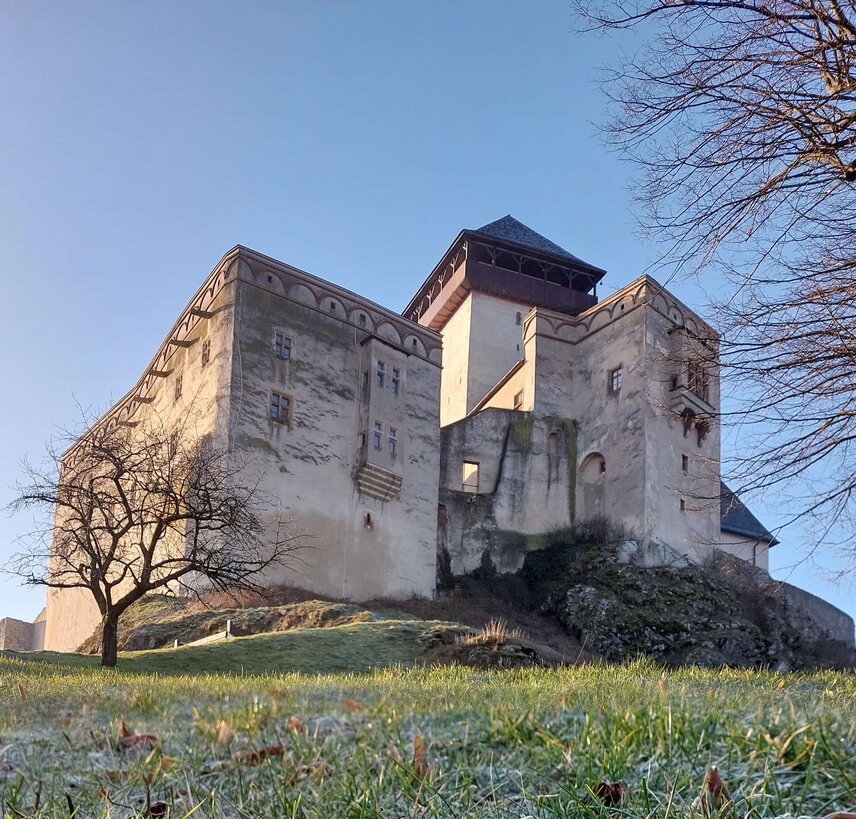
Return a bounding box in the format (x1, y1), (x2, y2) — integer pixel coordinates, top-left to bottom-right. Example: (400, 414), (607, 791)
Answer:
(465, 522), (856, 670)
(546, 559), (855, 670)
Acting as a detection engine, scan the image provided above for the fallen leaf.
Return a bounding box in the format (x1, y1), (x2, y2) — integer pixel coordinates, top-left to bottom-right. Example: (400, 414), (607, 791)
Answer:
(701, 766), (732, 815)
(117, 720), (158, 752)
(595, 781), (628, 806)
(775, 678), (786, 691)
(288, 716), (305, 734)
(216, 721), (232, 746)
(657, 678), (666, 697)
(343, 698), (366, 712)
(288, 760), (333, 784)
(233, 745), (285, 765)
(16, 682), (26, 700)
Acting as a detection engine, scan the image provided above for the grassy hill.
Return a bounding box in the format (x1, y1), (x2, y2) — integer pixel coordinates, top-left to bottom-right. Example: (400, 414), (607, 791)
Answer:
(1, 652), (854, 818)
(18, 618), (447, 675)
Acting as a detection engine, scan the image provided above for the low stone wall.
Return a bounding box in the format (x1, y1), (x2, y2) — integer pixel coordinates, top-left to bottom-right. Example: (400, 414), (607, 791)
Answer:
(780, 582), (855, 648)
(0, 617), (42, 652)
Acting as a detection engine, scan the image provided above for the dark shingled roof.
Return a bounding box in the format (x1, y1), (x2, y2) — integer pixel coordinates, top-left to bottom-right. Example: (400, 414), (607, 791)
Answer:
(720, 482), (779, 546)
(472, 215), (596, 268)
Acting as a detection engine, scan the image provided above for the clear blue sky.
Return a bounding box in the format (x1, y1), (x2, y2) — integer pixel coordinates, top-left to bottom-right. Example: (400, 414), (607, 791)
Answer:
(1, 1), (852, 626)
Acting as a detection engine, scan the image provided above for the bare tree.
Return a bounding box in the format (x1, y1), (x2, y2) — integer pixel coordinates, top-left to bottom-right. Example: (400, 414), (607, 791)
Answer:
(574, 1), (856, 553)
(7, 413), (300, 667)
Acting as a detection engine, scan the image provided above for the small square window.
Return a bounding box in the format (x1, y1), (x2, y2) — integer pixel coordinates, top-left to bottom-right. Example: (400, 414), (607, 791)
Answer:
(201, 338), (211, 366)
(273, 330), (292, 360)
(392, 368), (401, 396)
(174, 374), (182, 401)
(513, 390), (523, 410)
(610, 366), (623, 393)
(376, 361), (386, 388)
(462, 461), (480, 493)
(373, 421), (382, 450)
(270, 392), (290, 423)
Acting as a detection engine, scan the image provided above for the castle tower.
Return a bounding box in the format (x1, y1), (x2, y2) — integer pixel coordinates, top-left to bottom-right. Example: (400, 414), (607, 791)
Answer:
(404, 215), (606, 425)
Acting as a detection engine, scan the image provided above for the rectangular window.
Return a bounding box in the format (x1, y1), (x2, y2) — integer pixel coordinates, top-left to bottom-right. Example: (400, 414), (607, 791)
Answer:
(373, 421), (382, 449)
(174, 374), (182, 401)
(201, 338), (211, 366)
(610, 366), (623, 393)
(273, 330), (292, 360)
(359, 313), (367, 327)
(389, 427), (398, 456)
(462, 461), (480, 493)
(687, 358), (710, 402)
(682, 454), (689, 473)
(376, 360), (385, 388)
(513, 390), (523, 410)
(270, 391), (290, 423)
(680, 498), (686, 512)
(392, 367), (400, 396)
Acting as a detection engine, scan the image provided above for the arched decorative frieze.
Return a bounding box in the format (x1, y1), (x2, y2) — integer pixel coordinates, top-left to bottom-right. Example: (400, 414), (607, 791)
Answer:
(377, 322), (402, 346)
(322, 295), (346, 316)
(349, 308), (375, 331)
(555, 323), (576, 342)
(256, 269), (286, 295)
(288, 283), (318, 308)
(404, 334), (426, 357)
(428, 346), (442, 365)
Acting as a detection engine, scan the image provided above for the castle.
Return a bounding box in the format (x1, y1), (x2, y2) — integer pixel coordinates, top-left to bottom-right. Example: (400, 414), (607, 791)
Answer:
(21, 216), (786, 652)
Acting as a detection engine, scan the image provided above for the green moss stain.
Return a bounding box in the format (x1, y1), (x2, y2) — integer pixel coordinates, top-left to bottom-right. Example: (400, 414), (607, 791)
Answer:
(511, 415), (534, 452)
(566, 420), (577, 520)
(545, 417), (577, 520)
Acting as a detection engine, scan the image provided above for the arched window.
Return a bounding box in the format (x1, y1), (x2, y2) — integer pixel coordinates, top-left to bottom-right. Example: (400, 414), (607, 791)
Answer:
(580, 452), (606, 483)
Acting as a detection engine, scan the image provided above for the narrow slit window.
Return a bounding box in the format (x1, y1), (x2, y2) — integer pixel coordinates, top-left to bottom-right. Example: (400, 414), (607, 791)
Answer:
(373, 421), (382, 449)
(392, 367), (401, 396)
(682, 454), (689, 473)
(610, 366), (623, 393)
(513, 390), (523, 410)
(174, 374), (183, 401)
(389, 427), (398, 456)
(375, 360), (385, 388)
(201, 338), (211, 366)
(462, 461), (480, 493)
(515, 311), (522, 326)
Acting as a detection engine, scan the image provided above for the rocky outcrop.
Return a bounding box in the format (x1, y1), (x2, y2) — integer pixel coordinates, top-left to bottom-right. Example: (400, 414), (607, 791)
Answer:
(545, 557), (855, 670)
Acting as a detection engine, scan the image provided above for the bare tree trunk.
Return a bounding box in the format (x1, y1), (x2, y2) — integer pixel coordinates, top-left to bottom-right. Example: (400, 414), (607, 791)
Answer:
(100, 614), (119, 668)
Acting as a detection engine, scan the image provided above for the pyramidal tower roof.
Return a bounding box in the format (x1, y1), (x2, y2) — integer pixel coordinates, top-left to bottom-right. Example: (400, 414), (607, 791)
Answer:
(472, 214), (592, 267)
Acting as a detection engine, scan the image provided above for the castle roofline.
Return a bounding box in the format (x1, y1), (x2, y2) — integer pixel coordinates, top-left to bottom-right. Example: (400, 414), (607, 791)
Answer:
(70, 244), (441, 450)
(403, 216), (606, 323)
(720, 482), (780, 546)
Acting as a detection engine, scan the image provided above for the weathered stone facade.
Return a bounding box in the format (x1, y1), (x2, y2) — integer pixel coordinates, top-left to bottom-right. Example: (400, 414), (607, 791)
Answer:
(33, 214), (845, 652)
(0, 609), (45, 652)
